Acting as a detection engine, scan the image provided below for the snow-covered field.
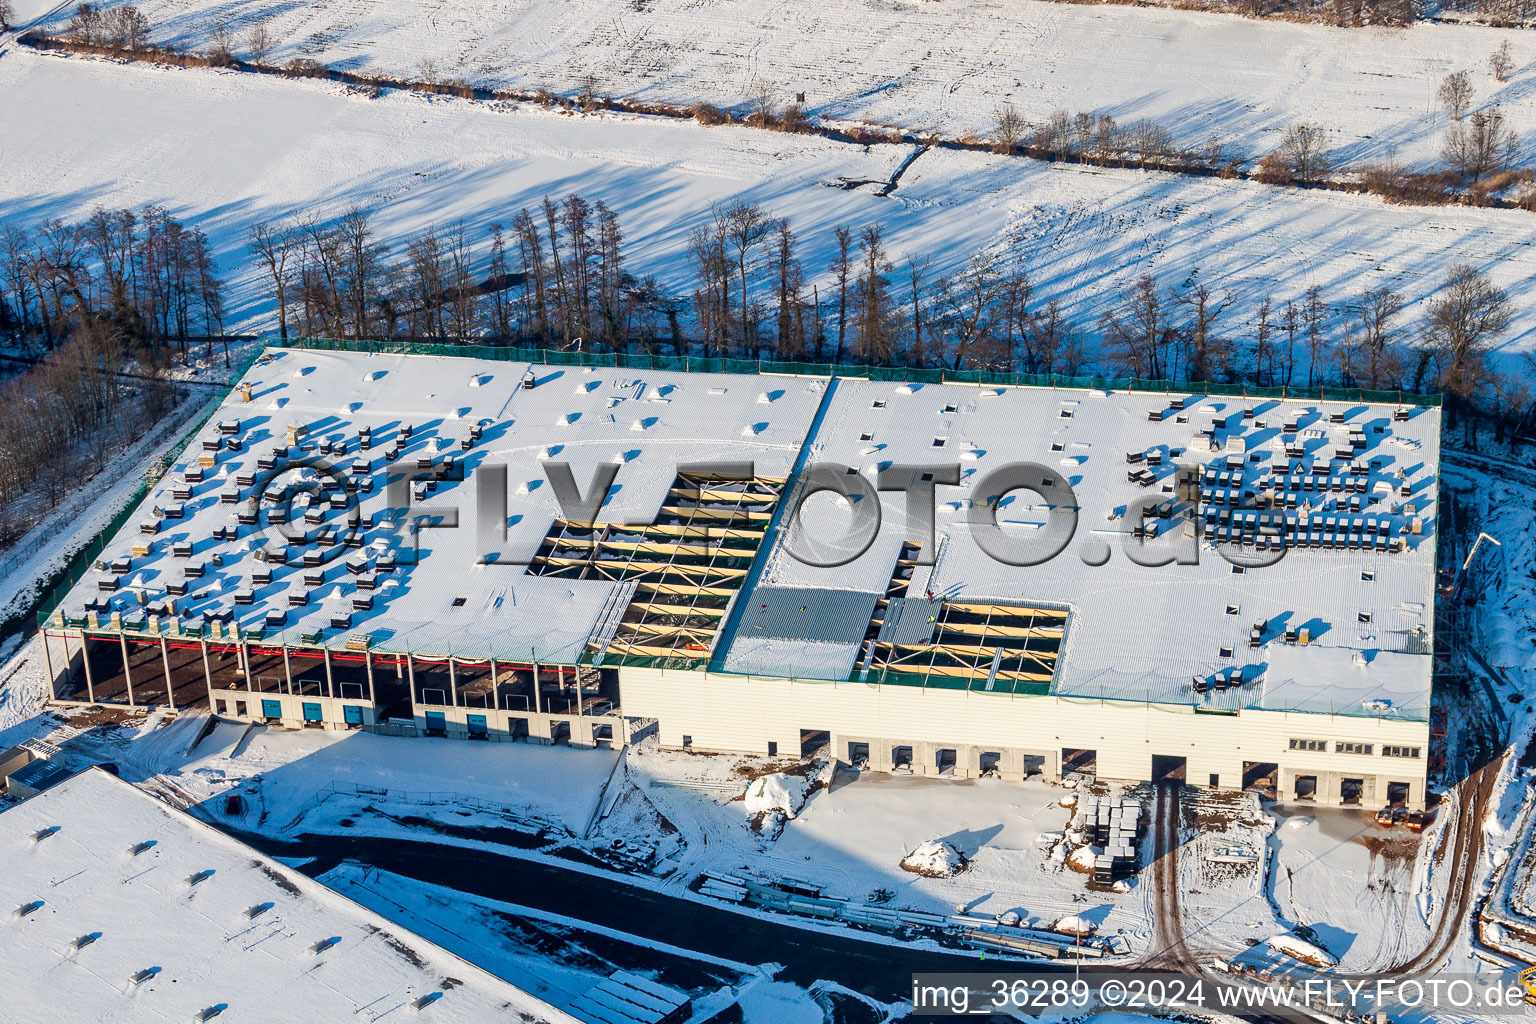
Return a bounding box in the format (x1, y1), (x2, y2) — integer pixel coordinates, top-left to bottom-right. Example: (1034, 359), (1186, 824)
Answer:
(31, 0), (1536, 168)
(3, 49), (1536, 358)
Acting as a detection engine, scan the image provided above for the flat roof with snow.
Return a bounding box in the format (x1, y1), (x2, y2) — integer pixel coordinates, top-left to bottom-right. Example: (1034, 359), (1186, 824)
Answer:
(55, 349), (1439, 721)
(60, 349), (824, 662)
(743, 377), (1439, 720)
(0, 767), (573, 1023)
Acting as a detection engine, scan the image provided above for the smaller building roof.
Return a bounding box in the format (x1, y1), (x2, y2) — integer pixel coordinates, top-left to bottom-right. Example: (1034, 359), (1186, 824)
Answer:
(0, 768), (576, 1023)
(6, 758), (71, 793)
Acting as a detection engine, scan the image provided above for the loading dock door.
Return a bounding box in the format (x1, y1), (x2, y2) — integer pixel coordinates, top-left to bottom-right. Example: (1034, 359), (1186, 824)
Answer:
(1151, 755), (1187, 784)
(261, 699), (282, 719)
(1062, 748), (1097, 775)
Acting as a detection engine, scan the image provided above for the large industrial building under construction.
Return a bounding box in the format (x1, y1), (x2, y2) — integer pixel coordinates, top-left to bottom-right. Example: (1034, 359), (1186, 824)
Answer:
(40, 347), (1442, 809)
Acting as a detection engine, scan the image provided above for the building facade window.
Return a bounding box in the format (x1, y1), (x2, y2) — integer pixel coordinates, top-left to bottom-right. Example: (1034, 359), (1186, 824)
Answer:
(1288, 738), (1326, 751)
(1335, 742), (1373, 755)
(1382, 745), (1421, 759)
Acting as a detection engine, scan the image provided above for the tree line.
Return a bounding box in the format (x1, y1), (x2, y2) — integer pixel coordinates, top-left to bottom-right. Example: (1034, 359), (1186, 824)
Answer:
(1, 194), (1526, 468)
(0, 205), (215, 544)
(236, 196), (1521, 417)
(1, 206), (224, 365)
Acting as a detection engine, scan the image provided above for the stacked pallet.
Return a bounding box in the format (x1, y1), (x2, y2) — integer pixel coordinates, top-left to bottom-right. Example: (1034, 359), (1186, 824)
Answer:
(1076, 794), (1143, 884)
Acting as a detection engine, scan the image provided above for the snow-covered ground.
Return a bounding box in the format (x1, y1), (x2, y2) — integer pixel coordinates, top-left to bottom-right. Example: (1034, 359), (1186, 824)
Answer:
(601, 742), (1161, 950)
(36, 0), (1536, 168)
(3, 49), (1536, 358)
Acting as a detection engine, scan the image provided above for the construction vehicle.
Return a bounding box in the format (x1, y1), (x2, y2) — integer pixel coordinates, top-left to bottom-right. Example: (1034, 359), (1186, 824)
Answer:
(1452, 531), (1502, 603)
(1375, 806), (1396, 827)
(1518, 965), (1536, 1004)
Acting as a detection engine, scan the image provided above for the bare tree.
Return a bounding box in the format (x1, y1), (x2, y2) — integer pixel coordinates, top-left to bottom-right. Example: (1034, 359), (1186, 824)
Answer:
(1438, 70), (1473, 121)
(1302, 285), (1328, 387)
(1176, 280), (1234, 382)
(771, 219), (806, 359)
(1102, 274), (1172, 378)
(248, 19), (273, 63)
(830, 226), (853, 363)
(1278, 123), (1331, 180)
(746, 83), (777, 127)
(1252, 296), (1273, 386)
(1490, 42), (1514, 82)
(1443, 107), (1518, 183)
(0, 0), (15, 30)
(993, 104), (1026, 155)
(1349, 286), (1404, 388)
(932, 254), (998, 369)
(1091, 115), (1119, 166)
(209, 17), (235, 64)
(337, 207), (386, 339)
(108, 5), (150, 50)
(248, 222), (295, 340)
(722, 201), (771, 351)
(1128, 119), (1173, 167)
(1278, 298), (1299, 388)
(1427, 263), (1512, 402)
(906, 255), (929, 365)
(854, 225), (893, 363)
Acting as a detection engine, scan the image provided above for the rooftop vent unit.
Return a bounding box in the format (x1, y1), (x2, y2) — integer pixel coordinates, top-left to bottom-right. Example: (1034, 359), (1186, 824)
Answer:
(192, 1006), (226, 1022)
(129, 967), (160, 985)
(243, 902), (274, 920)
(288, 590), (309, 608)
(265, 609), (287, 627)
(412, 992), (444, 1011)
(70, 932), (101, 951)
(28, 826), (58, 844)
(13, 900), (43, 918)
(128, 840), (156, 856)
(308, 936), (341, 956)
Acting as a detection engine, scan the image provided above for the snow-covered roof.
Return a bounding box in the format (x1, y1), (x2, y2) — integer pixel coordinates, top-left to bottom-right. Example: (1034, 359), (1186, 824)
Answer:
(0, 767), (575, 1023)
(743, 378), (1439, 721)
(58, 350), (1439, 720)
(61, 349), (825, 660)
